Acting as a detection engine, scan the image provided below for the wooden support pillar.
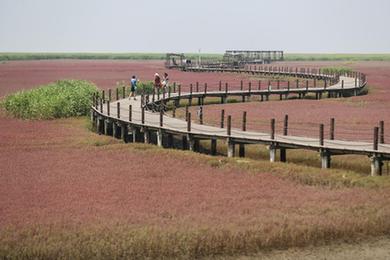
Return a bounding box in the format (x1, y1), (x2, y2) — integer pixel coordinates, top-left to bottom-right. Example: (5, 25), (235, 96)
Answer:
(157, 130), (163, 147)
(121, 124), (128, 143)
(182, 135), (188, 150)
(103, 120), (110, 135)
(320, 149), (331, 169)
(143, 128), (150, 144)
(113, 122), (120, 139)
(269, 144), (276, 163)
(96, 117), (102, 134)
(239, 111), (247, 158)
(370, 155), (383, 176)
(167, 133), (174, 148)
(270, 118), (275, 140)
(187, 134), (195, 151)
(211, 139), (217, 155)
(320, 124), (324, 146)
(227, 138), (235, 158)
(280, 148), (286, 162)
(280, 114), (288, 162)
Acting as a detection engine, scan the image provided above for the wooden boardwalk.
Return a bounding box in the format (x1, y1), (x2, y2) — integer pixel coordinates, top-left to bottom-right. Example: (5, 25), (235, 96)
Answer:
(91, 68), (389, 176)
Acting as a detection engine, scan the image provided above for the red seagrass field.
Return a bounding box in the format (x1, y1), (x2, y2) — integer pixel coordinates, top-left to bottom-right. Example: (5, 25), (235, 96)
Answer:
(1, 60), (390, 258)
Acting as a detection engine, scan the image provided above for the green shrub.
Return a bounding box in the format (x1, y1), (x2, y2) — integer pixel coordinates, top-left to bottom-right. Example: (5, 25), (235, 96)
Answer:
(322, 66), (352, 75)
(115, 80), (155, 95)
(2, 80), (97, 119)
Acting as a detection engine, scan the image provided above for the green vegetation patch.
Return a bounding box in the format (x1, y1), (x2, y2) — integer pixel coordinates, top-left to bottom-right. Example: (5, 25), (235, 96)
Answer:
(321, 66), (353, 75)
(2, 80), (97, 119)
(0, 52), (224, 61)
(285, 53), (390, 61)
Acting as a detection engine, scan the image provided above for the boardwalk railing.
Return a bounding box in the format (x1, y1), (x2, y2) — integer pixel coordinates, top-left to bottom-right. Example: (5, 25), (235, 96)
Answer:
(91, 67), (390, 176)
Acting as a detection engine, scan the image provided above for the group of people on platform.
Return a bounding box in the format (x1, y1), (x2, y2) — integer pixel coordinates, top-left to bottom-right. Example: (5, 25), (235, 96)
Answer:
(128, 72), (169, 101)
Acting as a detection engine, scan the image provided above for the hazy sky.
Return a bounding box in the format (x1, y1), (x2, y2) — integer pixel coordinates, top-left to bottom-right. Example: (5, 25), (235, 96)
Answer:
(1, 0), (390, 53)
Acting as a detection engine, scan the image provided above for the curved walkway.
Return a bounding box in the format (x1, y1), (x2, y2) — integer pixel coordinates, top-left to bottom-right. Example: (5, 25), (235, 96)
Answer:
(91, 68), (389, 176)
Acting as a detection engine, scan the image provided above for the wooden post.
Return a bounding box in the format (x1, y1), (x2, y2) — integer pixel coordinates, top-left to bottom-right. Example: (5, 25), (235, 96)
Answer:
(227, 115), (231, 136)
(225, 82), (228, 94)
(128, 105), (132, 122)
(160, 110), (163, 127)
(373, 127), (379, 150)
(102, 90), (105, 103)
(219, 81), (222, 91)
(107, 101), (110, 116)
(99, 98), (103, 113)
(117, 102), (120, 118)
(199, 106), (203, 125)
(141, 107), (145, 124)
(242, 111), (247, 131)
(296, 79), (299, 89)
(379, 121), (385, 144)
(320, 124), (324, 146)
(173, 82), (176, 93)
(204, 83), (208, 94)
(122, 86), (126, 98)
(220, 109), (225, 128)
(172, 106), (176, 118)
(283, 115), (288, 135)
(248, 82), (251, 93)
(116, 88), (119, 100)
(178, 85), (181, 96)
(280, 115), (288, 162)
(239, 112), (247, 157)
(330, 118), (335, 140)
(258, 80), (261, 90)
(196, 82), (199, 92)
(240, 80), (243, 91)
(271, 118), (275, 140)
(185, 105), (189, 121)
(108, 89), (112, 101)
(187, 112), (191, 132)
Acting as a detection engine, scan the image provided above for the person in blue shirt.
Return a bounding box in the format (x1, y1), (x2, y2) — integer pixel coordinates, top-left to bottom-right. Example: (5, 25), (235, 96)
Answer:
(129, 75), (138, 100)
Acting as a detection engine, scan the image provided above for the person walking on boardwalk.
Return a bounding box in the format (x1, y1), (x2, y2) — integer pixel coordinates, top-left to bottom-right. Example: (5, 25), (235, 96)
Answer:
(154, 73), (162, 90)
(129, 75), (138, 100)
(162, 72), (169, 89)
